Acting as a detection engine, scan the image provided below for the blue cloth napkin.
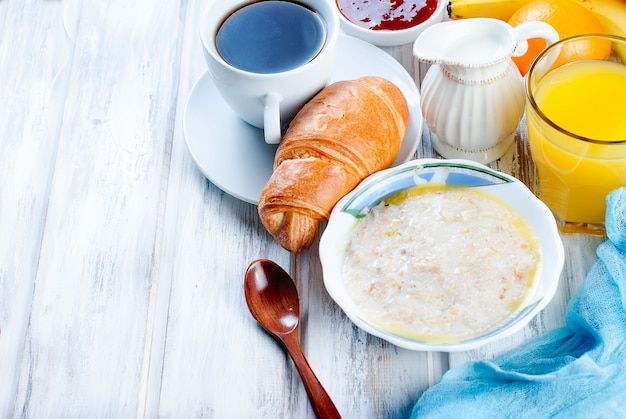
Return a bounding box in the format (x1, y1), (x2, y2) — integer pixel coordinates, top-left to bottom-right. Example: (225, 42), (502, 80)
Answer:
(411, 187), (626, 418)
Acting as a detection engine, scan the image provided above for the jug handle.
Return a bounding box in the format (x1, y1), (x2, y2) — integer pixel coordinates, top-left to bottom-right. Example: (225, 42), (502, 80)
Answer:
(512, 21), (560, 57)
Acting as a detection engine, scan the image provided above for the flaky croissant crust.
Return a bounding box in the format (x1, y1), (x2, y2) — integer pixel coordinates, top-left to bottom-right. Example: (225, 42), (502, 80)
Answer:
(259, 76), (410, 253)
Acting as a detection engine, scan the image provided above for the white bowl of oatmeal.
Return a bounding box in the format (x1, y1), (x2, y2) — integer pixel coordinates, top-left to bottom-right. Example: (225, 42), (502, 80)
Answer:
(319, 158), (564, 352)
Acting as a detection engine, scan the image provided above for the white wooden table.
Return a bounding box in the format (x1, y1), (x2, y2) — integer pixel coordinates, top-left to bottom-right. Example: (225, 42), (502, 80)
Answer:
(0, 0), (604, 417)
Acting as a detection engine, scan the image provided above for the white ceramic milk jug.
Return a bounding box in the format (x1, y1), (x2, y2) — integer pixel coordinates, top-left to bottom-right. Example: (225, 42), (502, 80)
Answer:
(413, 18), (559, 164)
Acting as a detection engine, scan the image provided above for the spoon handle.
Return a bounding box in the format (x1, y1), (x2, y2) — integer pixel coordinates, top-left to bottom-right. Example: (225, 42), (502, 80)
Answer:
(282, 334), (342, 419)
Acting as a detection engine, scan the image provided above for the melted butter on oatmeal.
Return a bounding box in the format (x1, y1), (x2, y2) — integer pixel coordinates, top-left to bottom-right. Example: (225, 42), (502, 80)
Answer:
(343, 185), (540, 344)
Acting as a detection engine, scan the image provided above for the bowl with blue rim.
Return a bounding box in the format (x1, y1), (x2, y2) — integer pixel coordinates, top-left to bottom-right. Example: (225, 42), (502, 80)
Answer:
(319, 158), (564, 352)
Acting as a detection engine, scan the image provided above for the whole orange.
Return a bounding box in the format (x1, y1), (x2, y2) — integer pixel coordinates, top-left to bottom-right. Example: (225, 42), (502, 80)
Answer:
(508, 0), (610, 76)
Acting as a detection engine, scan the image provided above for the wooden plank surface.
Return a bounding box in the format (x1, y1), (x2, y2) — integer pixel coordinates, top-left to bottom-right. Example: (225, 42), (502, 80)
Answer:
(0, 0), (602, 417)
(0, 0), (73, 414)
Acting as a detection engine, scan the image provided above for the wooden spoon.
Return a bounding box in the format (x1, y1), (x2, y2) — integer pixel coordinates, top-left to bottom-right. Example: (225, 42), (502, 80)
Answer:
(244, 259), (341, 419)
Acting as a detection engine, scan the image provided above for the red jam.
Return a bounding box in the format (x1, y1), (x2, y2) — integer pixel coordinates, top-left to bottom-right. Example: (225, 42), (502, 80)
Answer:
(336, 0), (438, 31)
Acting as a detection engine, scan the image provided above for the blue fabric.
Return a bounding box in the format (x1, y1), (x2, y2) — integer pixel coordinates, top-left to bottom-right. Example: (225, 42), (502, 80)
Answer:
(411, 187), (626, 419)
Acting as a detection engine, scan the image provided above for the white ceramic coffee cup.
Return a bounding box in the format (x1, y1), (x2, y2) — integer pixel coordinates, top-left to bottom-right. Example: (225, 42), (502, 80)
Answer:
(200, 0), (339, 144)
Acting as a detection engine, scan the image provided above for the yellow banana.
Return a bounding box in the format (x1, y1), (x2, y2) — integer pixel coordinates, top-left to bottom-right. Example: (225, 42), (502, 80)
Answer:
(448, 0), (536, 20)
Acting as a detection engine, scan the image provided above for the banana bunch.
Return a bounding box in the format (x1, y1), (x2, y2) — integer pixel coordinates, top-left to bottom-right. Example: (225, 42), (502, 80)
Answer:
(449, 0), (535, 20)
(448, 0), (626, 60)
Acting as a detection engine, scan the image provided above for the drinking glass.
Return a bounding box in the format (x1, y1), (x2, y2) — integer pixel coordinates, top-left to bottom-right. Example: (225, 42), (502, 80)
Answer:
(526, 34), (626, 235)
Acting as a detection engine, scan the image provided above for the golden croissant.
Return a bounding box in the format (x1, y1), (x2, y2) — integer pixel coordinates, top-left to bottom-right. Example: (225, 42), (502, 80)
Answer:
(258, 76), (410, 253)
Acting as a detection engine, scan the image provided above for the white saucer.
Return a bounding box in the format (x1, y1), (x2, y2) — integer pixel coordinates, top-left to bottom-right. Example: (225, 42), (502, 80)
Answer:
(183, 34), (423, 205)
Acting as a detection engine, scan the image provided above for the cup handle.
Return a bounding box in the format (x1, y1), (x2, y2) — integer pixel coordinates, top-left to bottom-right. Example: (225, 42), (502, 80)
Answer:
(512, 21), (560, 57)
(263, 92), (283, 145)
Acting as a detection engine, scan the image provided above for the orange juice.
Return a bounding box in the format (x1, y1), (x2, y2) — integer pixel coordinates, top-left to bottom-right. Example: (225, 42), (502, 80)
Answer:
(527, 59), (626, 234)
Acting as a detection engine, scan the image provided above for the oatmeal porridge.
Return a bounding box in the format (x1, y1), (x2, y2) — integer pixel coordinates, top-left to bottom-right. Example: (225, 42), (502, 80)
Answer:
(342, 185), (540, 343)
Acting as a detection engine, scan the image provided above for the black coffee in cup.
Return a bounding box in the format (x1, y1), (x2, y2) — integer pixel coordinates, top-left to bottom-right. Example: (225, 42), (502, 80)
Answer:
(216, 1), (326, 74)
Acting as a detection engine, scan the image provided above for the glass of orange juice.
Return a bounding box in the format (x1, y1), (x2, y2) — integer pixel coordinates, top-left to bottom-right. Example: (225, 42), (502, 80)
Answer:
(526, 34), (626, 235)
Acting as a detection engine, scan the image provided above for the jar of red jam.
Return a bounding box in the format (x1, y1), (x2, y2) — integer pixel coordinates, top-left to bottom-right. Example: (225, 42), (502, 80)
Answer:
(336, 0), (439, 31)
